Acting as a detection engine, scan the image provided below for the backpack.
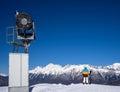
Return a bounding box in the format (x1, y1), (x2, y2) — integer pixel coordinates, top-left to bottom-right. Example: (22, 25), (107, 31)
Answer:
(82, 67), (90, 75)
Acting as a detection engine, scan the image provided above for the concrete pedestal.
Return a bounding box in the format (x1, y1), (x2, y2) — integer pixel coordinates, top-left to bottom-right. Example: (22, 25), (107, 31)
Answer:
(9, 53), (29, 92)
(9, 87), (29, 92)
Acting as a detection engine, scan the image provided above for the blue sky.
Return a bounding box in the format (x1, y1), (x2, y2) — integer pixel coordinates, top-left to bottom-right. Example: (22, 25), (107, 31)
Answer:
(0, 0), (120, 74)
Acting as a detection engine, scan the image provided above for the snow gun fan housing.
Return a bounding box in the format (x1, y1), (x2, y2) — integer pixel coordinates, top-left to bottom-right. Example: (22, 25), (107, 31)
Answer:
(15, 13), (33, 31)
(15, 12), (35, 41)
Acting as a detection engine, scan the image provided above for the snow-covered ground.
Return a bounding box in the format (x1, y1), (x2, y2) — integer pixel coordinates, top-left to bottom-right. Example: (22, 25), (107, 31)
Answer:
(31, 83), (120, 92)
(0, 83), (120, 92)
(0, 87), (8, 92)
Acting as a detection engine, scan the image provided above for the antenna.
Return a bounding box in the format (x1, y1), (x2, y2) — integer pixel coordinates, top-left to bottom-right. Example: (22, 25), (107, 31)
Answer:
(7, 11), (36, 53)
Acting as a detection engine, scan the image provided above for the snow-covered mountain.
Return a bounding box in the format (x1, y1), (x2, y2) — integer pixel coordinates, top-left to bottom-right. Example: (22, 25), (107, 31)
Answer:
(0, 74), (7, 77)
(0, 74), (8, 86)
(1, 63), (120, 86)
(30, 63), (120, 74)
(29, 63), (120, 85)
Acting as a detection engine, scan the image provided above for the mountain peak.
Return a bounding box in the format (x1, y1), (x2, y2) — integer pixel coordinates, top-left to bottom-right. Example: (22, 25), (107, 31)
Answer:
(45, 63), (62, 69)
(0, 74), (7, 77)
(113, 63), (120, 66)
(105, 63), (120, 71)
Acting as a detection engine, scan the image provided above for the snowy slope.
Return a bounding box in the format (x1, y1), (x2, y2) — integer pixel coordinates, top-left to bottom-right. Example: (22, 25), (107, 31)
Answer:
(31, 83), (120, 92)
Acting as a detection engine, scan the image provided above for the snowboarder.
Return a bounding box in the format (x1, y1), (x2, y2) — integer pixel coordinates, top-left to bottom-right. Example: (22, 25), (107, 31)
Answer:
(82, 67), (91, 84)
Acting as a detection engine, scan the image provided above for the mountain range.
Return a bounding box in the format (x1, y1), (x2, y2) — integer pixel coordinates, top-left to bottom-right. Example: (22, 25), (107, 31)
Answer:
(0, 74), (8, 86)
(1, 63), (120, 86)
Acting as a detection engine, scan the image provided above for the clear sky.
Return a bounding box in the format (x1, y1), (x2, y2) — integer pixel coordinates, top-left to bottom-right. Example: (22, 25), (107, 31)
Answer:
(0, 0), (120, 74)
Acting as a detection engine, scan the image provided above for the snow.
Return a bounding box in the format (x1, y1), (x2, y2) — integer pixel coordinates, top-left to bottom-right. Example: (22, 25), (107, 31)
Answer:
(106, 63), (120, 70)
(0, 74), (7, 77)
(0, 84), (120, 92)
(29, 63), (120, 75)
(31, 83), (120, 92)
(0, 87), (8, 92)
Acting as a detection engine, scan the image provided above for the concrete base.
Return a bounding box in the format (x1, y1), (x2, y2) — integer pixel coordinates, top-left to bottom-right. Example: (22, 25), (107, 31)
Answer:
(9, 53), (29, 92)
(9, 53), (29, 87)
(9, 86), (29, 92)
